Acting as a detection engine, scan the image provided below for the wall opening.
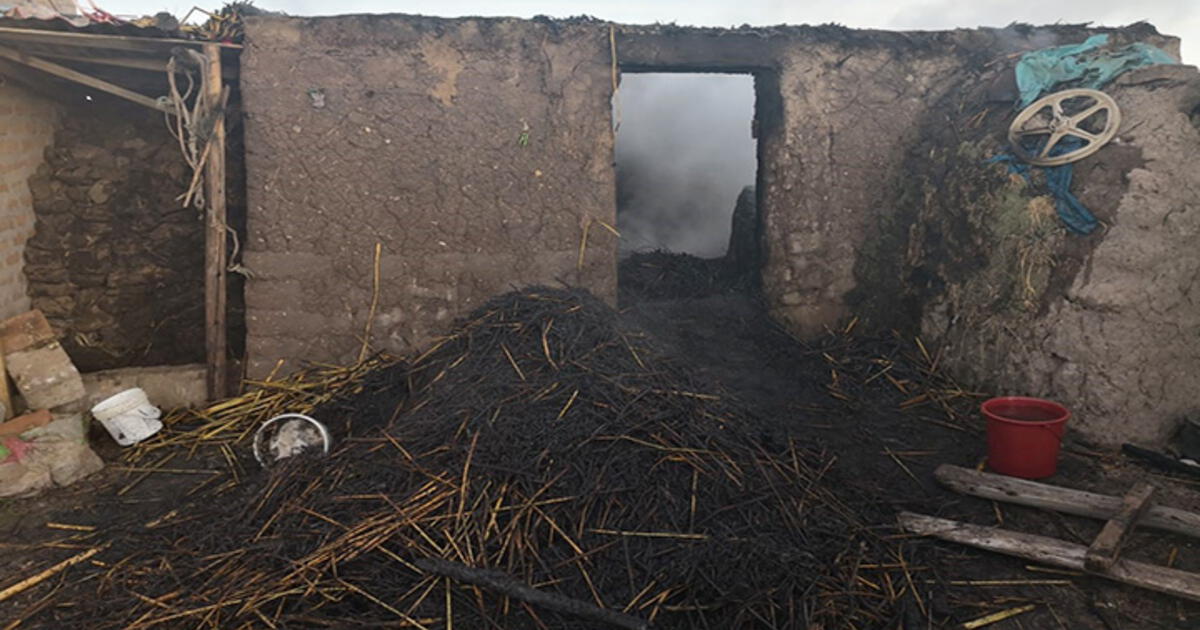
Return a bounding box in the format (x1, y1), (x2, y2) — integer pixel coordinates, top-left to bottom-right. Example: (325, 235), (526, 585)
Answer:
(614, 72), (760, 303)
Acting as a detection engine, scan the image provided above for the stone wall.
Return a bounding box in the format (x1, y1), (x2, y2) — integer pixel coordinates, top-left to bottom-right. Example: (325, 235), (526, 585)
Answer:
(240, 15), (618, 377)
(0, 80), (57, 320)
(24, 101), (205, 372)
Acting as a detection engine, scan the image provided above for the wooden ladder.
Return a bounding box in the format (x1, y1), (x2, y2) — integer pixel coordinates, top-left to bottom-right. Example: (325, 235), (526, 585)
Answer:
(900, 464), (1200, 602)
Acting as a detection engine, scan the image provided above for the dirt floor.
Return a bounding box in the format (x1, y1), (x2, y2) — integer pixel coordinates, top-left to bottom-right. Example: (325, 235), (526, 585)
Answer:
(2, 252), (1200, 628)
(618, 251), (1200, 629)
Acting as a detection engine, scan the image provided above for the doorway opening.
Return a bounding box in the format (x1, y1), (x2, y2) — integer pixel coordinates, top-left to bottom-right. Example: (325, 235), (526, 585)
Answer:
(613, 72), (761, 305)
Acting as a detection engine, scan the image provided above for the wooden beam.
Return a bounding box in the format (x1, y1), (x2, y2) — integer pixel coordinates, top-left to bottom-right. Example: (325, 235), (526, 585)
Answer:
(935, 464), (1200, 539)
(1086, 482), (1156, 573)
(0, 44), (169, 112)
(203, 42), (229, 401)
(899, 512), (1200, 603)
(33, 51), (240, 79)
(202, 43), (231, 400)
(0, 58), (85, 104)
(0, 26), (241, 53)
(36, 51), (168, 73)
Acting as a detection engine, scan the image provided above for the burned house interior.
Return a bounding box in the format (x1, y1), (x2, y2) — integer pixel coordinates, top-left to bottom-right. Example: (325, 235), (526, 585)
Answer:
(0, 3), (1198, 629)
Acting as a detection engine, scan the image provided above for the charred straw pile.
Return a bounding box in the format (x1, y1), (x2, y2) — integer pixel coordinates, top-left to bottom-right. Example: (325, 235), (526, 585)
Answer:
(24, 289), (915, 630)
(618, 251), (754, 303)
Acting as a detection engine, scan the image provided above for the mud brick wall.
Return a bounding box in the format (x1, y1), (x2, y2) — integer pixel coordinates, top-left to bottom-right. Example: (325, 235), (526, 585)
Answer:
(615, 25), (1162, 337)
(240, 15), (618, 377)
(913, 65), (1200, 447)
(239, 15), (1184, 398)
(24, 102), (205, 371)
(0, 81), (57, 319)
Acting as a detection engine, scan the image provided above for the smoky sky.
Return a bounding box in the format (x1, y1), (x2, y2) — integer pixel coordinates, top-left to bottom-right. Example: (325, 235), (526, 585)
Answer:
(613, 73), (756, 258)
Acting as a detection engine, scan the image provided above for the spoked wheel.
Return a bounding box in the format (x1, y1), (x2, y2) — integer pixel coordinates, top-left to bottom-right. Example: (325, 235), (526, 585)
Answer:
(1008, 88), (1121, 166)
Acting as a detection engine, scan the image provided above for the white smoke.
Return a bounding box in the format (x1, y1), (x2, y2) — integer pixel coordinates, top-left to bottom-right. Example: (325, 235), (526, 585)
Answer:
(614, 73), (756, 258)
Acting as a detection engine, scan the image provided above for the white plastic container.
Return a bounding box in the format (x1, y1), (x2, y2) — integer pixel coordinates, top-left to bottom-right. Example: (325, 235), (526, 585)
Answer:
(90, 388), (163, 446)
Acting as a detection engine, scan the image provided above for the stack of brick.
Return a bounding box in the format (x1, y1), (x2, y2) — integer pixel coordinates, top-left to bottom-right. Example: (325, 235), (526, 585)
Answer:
(0, 310), (85, 410)
(0, 81), (58, 320)
(24, 101), (205, 372)
(0, 310), (102, 497)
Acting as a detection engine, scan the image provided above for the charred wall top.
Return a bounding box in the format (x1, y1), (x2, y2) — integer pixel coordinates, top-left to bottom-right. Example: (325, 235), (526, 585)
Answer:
(240, 14), (618, 377)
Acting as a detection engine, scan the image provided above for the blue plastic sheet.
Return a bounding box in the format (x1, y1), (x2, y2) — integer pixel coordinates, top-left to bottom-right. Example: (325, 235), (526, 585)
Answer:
(989, 147), (1097, 235)
(1016, 34), (1179, 107)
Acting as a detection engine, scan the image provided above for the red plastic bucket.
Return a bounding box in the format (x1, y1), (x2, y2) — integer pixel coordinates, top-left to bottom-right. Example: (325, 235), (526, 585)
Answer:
(983, 396), (1070, 479)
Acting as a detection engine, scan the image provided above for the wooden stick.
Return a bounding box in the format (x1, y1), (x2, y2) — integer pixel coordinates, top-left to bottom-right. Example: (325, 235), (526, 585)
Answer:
(961, 604), (1035, 629)
(0, 351), (10, 421)
(414, 557), (649, 630)
(0, 545), (106, 603)
(203, 42), (229, 401)
(357, 242), (382, 364)
(1086, 482), (1155, 572)
(935, 464), (1200, 539)
(899, 512), (1200, 603)
(0, 44), (170, 112)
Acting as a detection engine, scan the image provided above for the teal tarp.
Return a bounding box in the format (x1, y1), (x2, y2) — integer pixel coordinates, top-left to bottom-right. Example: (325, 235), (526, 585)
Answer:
(1016, 34), (1179, 107)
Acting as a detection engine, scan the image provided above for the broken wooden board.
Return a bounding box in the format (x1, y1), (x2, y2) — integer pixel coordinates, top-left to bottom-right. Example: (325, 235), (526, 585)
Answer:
(1086, 482), (1156, 573)
(935, 464), (1200, 539)
(899, 511), (1200, 603)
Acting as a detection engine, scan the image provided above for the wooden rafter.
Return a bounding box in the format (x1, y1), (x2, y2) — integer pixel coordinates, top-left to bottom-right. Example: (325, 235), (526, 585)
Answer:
(0, 26), (241, 53)
(29, 50), (240, 78)
(0, 44), (170, 112)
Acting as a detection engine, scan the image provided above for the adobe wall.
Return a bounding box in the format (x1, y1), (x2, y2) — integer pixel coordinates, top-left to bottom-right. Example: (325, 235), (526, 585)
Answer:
(0, 81), (56, 320)
(239, 15), (1182, 390)
(240, 15), (618, 377)
(900, 65), (1199, 447)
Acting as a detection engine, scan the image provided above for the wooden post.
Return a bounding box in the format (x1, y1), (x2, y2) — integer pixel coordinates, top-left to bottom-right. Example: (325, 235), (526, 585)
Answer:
(203, 43), (228, 400)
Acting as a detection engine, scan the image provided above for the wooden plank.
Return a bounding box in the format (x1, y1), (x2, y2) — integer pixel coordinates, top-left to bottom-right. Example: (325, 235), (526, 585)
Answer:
(0, 26), (241, 53)
(899, 511), (1200, 603)
(1086, 482), (1156, 573)
(0, 44), (169, 112)
(935, 464), (1200, 539)
(203, 42), (228, 401)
